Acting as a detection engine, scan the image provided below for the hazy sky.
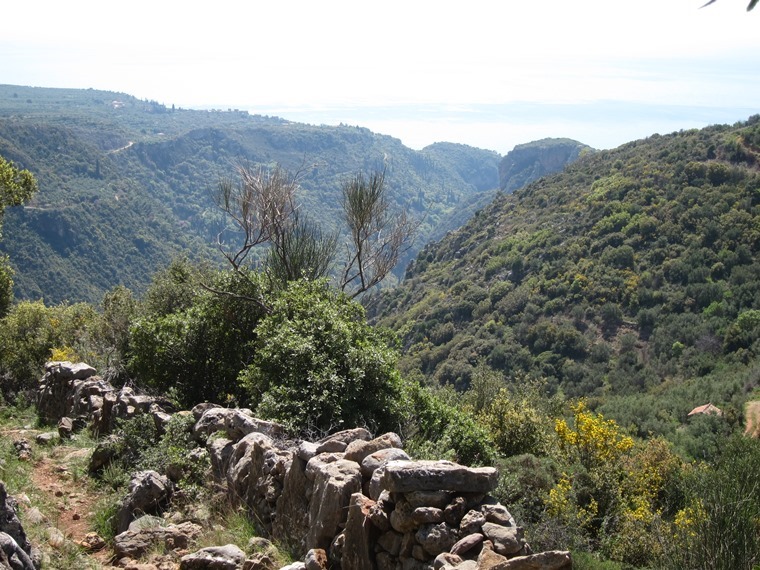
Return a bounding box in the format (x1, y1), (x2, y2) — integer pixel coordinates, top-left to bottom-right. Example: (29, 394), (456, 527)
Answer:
(3, 1), (759, 154)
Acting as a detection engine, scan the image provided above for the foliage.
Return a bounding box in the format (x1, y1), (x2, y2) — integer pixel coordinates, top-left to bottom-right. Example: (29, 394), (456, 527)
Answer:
(128, 261), (267, 407)
(664, 435), (760, 570)
(239, 278), (406, 434)
(0, 154), (37, 315)
(0, 299), (98, 400)
(0, 84), (500, 306)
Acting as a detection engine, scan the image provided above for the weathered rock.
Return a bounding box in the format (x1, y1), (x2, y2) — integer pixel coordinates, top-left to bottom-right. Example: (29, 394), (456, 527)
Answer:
(304, 548), (328, 570)
(316, 428), (372, 446)
(443, 496), (468, 526)
(377, 530), (403, 556)
(381, 461), (498, 494)
(88, 434), (121, 473)
(314, 439), (347, 454)
(180, 544), (246, 569)
(341, 493), (378, 570)
(433, 551), (463, 569)
(11, 440), (32, 462)
(114, 522), (202, 559)
(344, 432), (402, 464)
(278, 563), (306, 570)
(459, 510), (486, 535)
(306, 459), (362, 551)
(57, 417), (74, 439)
(415, 522), (457, 557)
(116, 471), (173, 533)
(451, 533), (484, 556)
(478, 546), (510, 570)
(390, 499), (417, 534)
(481, 522), (524, 556)
(412, 506), (444, 525)
(297, 441), (319, 462)
(208, 438), (236, 480)
(482, 504), (516, 527)
(0, 531), (36, 570)
(0, 483), (33, 559)
(34, 432), (57, 446)
(360, 447), (410, 478)
(46, 360), (97, 380)
(191, 402), (222, 421)
(272, 456), (310, 553)
(367, 501), (391, 532)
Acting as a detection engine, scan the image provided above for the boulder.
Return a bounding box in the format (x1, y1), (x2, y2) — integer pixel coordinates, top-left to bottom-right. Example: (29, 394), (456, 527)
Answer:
(0, 531), (36, 570)
(114, 522), (202, 559)
(306, 459), (362, 551)
(360, 447), (410, 478)
(481, 522), (524, 556)
(180, 544), (246, 569)
(116, 471), (173, 533)
(415, 522), (457, 556)
(316, 428), (372, 446)
(304, 548), (328, 570)
(344, 432), (402, 464)
(57, 417), (74, 439)
(381, 461), (498, 494)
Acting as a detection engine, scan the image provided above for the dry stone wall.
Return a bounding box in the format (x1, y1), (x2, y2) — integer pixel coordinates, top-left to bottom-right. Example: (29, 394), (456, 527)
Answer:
(35, 362), (571, 570)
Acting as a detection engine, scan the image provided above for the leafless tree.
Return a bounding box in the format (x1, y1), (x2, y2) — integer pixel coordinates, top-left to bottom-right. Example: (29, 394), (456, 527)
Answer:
(340, 169), (419, 298)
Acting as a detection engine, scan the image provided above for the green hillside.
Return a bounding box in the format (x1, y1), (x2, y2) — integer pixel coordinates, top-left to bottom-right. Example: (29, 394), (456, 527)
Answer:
(369, 116), (760, 439)
(0, 85), (502, 304)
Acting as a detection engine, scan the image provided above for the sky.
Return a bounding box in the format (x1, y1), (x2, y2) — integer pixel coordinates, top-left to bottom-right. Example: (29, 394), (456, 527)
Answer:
(2, 0), (759, 155)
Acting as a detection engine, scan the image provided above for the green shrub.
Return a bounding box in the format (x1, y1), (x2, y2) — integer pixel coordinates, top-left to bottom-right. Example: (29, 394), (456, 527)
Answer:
(240, 279), (405, 435)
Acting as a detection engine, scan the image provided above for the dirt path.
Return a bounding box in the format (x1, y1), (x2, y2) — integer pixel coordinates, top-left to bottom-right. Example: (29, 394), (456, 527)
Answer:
(745, 400), (760, 438)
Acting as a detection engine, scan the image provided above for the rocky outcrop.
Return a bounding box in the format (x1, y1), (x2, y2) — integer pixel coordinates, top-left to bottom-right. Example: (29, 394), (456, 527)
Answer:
(498, 138), (589, 194)
(0, 483), (39, 570)
(116, 471), (174, 534)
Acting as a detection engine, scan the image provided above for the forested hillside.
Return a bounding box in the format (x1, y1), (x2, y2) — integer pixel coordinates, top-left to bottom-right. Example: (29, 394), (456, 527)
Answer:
(0, 85), (505, 304)
(369, 116), (760, 442)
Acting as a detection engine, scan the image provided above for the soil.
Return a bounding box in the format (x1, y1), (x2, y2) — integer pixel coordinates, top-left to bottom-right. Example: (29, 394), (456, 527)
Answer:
(745, 400), (760, 438)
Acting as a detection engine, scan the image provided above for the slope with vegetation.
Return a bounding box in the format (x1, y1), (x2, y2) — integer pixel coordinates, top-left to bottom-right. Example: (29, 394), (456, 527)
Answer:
(0, 84), (502, 305)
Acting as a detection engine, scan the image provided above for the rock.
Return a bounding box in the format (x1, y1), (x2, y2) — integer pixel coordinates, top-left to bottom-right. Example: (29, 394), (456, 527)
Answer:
(381, 461), (498, 494)
(405, 491), (452, 510)
(478, 547), (509, 570)
(24, 508), (44, 525)
(194, 407), (284, 443)
(114, 522), (202, 559)
(482, 504), (516, 527)
(459, 510), (486, 535)
(433, 552), (463, 569)
(34, 432), (58, 446)
(12, 440), (32, 462)
(443, 497), (468, 526)
(450, 533), (484, 556)
(314, 439), (347, 454)
(57, 417), (74, 439)
(481, 522), (524, 556)
(45, 360), (97, 380)
(46, 527), (65, 549)
(0, 482), (33, 558)
(306, 459), (362, 551)
(272, 456), (310, 552)
(360, 447), (410, 478)
(180, 544), (246, 569)
(77, 532), (106, 552)
(415, 522), (457, 557)
(390, 499), (417, 534)
(344, 432), (402, 464)
(412, 507), (444, 525)
(297, 441), (319, 462)
(128, 515), (165, 532)
(0, 531), (36, 570)
(304, 548), (328, 570)
(316, 428), (372, 446)
(208, 438), (236, 480)
(88, 434), (121, 473)
(116, 471), (173, 533)
(341, 493), (378, 570)
(278, 563), (306, 570)
(377, 530), (403, 556)
(191, 402), (222, 421)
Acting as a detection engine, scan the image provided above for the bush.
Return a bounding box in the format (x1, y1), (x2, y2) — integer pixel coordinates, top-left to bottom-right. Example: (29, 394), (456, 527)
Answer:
(240, 279), (405, 435)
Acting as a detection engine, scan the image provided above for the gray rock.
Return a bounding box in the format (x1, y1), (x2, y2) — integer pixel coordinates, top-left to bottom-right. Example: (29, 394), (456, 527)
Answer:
(344, 432), (402, 464)
(481, 522), (524, 556)
(360, 447), (410, 478)
(306, 459), (362, 551)
(191, 402), (222, 421)
(180, 544), (246, 569)
(57, 417), (73, 439)
(45, 361), (96, 380)
(381, 461), (498, 494)
(0, 531), (36, 570)
(491, 550), (572, 570)
(304, 548), (328, 570)
(314, 439), (347, 454)
(316, 427), (372, 446)
(415, 522), (458, 556)
(459, 509), (486, 535)
(116, 470), (173, 533)
(34, 432), (57, 446)
(114, 522), (202, 559)
(297, 441), (319, 462)
(482, 504), (516, 527)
